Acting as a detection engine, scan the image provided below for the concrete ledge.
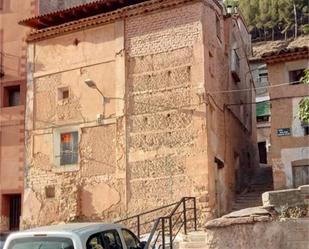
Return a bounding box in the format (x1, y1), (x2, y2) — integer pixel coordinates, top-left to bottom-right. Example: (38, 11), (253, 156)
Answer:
(262, 185), (309, 208)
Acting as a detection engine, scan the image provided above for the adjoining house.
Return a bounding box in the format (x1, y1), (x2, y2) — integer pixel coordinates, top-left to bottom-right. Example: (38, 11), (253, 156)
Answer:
(19, 0), (258, 228)
(250, 36), (309, 166)
(262, 44), (309, 190)
(0, 0), (36, 232)
(249, 57), (271, 165)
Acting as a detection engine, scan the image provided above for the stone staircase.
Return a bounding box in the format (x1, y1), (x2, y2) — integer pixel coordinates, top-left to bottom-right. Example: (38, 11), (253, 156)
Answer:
(232, 164), (273, 211)
(177, 231), (208, 249)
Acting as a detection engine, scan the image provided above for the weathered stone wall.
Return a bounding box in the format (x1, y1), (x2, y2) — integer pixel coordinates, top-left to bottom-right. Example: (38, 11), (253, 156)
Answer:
(22, 22), (127, 228)
(0, 0), (35, 232)
(262, 185), (309, 208)
(205, 219), (309, 249)
(23, 0), (258, 229)
(125, 2), (210, 219)
(201, 9), (258, 216)
(267, 58), (309, 189)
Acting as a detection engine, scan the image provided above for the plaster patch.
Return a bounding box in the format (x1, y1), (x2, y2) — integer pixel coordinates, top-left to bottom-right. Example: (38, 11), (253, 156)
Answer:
(81, 183), (120, 216)
(281, 147), (309, 187)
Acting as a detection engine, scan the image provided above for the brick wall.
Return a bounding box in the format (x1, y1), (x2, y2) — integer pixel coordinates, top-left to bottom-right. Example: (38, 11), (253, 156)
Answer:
(125, 2), (208, 216)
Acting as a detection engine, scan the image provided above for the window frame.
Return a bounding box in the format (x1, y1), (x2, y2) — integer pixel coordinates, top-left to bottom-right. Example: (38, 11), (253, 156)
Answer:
(60, 131), (78, 166)
(2, 84), (21, 107)
(57, 86), (70, 101)
(289, 68), (305, 85)
(53, 126), (80, 168)
(86, 230), (123, 249)
(87, 232), (104, 249)
(215, 14), (221, 42)
(121, 229), (140, 249)
(257, 115), (270, 123)
(292, 164), (309, 188)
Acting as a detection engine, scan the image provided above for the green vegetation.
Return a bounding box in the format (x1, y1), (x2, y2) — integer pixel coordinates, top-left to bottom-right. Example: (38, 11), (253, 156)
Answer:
(224, 0), (309, 41)
(299, 98), (309, 125)
(298, 69), (309, 125)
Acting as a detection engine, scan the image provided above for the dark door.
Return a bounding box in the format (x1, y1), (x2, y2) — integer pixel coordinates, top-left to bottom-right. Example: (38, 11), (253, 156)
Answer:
(258, 142), (267, 164)
(9, 194), (21, 231)
(293, 165), (309, 188)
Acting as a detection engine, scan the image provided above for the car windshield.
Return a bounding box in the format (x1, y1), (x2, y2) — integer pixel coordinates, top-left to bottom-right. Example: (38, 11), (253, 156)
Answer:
(7, 237), (74, 249)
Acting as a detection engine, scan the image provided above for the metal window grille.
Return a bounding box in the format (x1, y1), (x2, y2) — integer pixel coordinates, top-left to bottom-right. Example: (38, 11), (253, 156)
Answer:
(60, 131), (78, 165)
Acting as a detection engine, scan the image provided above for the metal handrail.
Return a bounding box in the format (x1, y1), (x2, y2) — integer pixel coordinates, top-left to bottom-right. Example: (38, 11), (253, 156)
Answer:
(115, 197), (197, 249)
(144, 218), (161, 249)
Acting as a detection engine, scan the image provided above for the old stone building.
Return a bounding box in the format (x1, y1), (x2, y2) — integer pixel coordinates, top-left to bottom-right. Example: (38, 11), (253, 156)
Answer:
(249, 56), (270, 165)
(20, 0), (258, 228)
(0, 0), (36, 231)
(262, 45), (309, 190)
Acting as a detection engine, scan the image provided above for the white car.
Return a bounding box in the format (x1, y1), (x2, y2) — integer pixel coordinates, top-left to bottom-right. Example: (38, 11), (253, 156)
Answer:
(3, 223), (146, 249)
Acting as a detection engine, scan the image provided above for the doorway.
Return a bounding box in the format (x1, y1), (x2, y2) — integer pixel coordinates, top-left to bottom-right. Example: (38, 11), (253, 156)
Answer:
(292, 165), (309, 188)
(9, 195), (21, 230)
(258, 142), (267, 164)
(2, 194), (21, 231)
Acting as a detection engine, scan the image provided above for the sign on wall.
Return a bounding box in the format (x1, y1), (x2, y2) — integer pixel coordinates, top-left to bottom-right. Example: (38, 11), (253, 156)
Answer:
(277, 128), (291, 136)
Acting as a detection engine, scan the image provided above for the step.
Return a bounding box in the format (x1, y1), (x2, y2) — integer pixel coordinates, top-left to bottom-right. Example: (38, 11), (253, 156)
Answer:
(179, 242), (208, 249)
(236, 195), (262, 200)
(183, 232), (206, 242)
(233, 201), (262, 205)
(232, 203), (262, 208)
(234, 199), (262, 204)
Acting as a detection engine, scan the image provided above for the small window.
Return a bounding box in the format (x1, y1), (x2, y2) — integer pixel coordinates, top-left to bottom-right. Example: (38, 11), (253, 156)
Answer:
(58, 87), (69, 101)
(121, 229), (140, 249)
(304, 126), (309, 136)
(289, 69), (305, 84)
(258, 71), (268, 83)
(216, 15), (221, 41)
(45, 186), (55, 198)
(60, 131), (78, 165)
(3, 85), (20, 107)
(231, 49), (240, 82)
(257, 115), (270, 122)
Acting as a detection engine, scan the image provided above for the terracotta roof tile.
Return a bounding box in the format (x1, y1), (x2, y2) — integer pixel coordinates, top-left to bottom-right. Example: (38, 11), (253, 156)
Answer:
(252, 35), (309, 59)
(261, 46), (308, 58)
(20, 0), (149, 29)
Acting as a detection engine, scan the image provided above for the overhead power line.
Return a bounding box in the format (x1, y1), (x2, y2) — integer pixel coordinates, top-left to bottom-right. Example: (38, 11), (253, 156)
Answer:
(209, 81), (306, 94)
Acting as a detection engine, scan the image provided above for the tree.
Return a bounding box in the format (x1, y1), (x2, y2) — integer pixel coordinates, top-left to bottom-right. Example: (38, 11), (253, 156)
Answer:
(299, 98), (309, 125)
(224, 0), (309, 41)
(298, 69), (309, 125)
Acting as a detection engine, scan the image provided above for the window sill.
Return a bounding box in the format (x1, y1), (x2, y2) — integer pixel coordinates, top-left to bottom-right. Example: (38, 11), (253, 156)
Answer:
(1, 105), (23, 109)
(52, 164), (80, 173)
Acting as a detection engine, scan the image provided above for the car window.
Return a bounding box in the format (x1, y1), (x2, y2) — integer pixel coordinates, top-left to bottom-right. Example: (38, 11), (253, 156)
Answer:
(121, 229), (140, 249)
(102, 230), (123, 249)
(87, 233), (104, 249)
(7, 237), (74, 249)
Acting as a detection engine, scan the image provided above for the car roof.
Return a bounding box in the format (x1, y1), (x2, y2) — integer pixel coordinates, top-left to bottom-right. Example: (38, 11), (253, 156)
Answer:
(26, 223), (124, 236)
